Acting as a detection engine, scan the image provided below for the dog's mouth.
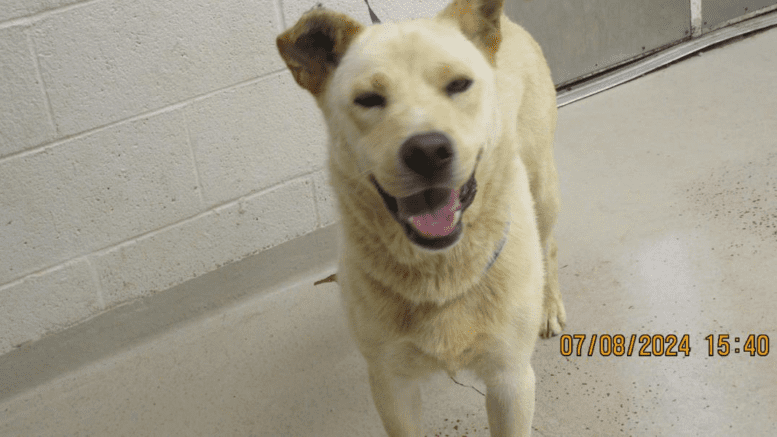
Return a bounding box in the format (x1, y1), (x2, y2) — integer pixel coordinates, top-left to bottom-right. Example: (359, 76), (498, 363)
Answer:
(370, 172), (477, 250)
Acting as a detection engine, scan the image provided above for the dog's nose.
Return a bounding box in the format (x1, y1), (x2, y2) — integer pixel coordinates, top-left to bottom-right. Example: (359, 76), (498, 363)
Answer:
(400, 132), (454, 180)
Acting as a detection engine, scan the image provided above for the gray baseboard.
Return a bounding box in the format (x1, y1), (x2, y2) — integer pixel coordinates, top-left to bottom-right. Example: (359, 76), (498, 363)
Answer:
(0, 225), (339, 403)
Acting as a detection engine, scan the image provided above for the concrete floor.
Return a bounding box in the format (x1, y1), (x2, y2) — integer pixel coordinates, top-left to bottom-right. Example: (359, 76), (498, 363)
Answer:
(2, 26), (776, 437)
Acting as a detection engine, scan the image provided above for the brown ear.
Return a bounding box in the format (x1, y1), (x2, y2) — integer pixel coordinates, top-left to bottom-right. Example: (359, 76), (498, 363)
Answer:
(437, 0), (503, 64)
(276, 8), (364, 96)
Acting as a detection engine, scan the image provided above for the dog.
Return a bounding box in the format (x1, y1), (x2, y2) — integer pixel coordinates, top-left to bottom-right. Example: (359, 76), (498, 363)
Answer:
(277, 0), (565, 435)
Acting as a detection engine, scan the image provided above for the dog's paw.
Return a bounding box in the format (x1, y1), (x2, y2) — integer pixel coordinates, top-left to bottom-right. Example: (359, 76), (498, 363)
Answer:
(539, 297), (566, 339)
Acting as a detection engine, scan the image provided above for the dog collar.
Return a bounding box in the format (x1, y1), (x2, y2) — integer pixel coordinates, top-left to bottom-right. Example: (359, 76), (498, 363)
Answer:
(484, 221), (510, 273)
(314, 220), (509, 287)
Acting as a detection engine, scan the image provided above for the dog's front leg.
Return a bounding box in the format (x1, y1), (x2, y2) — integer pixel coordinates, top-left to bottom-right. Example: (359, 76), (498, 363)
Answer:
(484, 365), (536, 437)
(368, 365), (423, 437)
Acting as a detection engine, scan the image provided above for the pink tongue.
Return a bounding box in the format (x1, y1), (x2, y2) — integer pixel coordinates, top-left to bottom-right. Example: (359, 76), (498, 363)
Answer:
(409, 189), (460, 237)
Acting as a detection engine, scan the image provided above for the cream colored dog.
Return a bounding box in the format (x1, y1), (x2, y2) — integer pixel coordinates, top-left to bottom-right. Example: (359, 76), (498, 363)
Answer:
(277, 0), (565, 435)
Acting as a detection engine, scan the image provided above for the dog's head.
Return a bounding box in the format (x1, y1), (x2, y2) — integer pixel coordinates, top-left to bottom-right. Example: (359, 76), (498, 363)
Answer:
(277, 0), (504, 251)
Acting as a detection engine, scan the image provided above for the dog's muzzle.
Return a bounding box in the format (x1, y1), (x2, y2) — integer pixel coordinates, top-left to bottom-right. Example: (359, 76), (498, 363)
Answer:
(370, 168), (478, 251)
(369, 132), (481, 251)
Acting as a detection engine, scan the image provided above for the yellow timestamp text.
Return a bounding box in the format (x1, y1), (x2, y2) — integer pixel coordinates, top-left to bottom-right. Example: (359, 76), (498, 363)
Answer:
(559, 333), (770, 357)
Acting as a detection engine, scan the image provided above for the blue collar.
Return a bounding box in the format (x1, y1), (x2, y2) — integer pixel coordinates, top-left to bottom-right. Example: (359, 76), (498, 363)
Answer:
(484, 221), (510, 272)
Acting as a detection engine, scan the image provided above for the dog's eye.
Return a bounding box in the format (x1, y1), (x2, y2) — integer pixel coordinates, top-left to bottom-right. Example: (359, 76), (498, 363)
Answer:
(354, 92), (386, 108)
(446, 78), (473, 96)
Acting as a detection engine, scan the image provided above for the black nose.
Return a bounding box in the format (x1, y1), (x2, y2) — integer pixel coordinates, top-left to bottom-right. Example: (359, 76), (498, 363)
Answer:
(400, 132), (454, 180)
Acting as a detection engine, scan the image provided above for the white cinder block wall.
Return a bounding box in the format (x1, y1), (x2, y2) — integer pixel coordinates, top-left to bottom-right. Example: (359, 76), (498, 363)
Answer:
(0, 0), (448, 356)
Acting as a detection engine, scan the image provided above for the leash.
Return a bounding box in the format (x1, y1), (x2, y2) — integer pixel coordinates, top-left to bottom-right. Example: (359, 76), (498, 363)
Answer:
(364, 0), (381, 24)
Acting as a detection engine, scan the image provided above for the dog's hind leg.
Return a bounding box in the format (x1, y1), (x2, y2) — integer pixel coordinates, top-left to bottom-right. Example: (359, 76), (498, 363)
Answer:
(532, 169), (566, 338)
(368, 365), (423, 437)
(540, 234), (566, 338)
(484, 365), (536, 437)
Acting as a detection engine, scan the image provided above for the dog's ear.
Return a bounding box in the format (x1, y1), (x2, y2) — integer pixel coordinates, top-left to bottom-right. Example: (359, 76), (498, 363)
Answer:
(276, 8), (363, 96)
(438, 0), (503, 64)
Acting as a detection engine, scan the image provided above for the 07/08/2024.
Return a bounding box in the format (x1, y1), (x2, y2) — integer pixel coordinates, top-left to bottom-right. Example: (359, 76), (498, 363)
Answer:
(559, 333), (770, 357)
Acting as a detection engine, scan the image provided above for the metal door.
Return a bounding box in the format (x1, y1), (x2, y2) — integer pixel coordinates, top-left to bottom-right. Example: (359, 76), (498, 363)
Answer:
(704, 0), (777, 29)
(505, 0), (777, 87)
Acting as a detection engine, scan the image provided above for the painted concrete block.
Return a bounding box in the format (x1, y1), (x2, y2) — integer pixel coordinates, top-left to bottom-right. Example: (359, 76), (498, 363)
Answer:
(0, 111), (201, 284)
(0, 27), (56, 157)
(312, 169), (338, 227)
(281, 0), (449, 28)
(0, 258), (100, 355)
(0, 0), (82, 22)
(282, 0), (373, 28)
(371, 0), (450, 21)
(94, 177), (317, 306)
(32, 0), (283, 135)
(185, 72), (326, 207)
